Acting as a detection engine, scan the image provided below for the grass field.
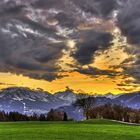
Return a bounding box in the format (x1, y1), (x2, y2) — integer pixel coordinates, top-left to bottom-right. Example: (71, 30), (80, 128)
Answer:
(0, 119), (140, 140)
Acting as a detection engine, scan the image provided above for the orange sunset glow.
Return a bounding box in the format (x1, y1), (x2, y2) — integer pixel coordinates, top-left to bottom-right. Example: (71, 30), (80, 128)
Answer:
(0, 0), (139, 95)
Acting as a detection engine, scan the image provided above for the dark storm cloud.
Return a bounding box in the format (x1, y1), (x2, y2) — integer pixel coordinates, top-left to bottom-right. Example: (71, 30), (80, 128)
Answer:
(27, 73), (64, 82)
(0, 4), (65, 81)
(33, 0), (118, 29)
(117, 0), (140, 45)
(122, 65), (140, 84)
(0, 0), (36, 15)
(0, 26), (64, 81)
(20, 18), (57, 35)
(32, 0), (67, 9)
(116, 87), (135, 92)
(31, 43), (65, 63)
(76, 66), (120, 78)
(117, 0), (140, 84)
(0, 0), (120, 81)
(72, 31), (113, 65)
(116, 79), (139, 88)
(116, 57), (140, 84)
(71, 0), (118, 18)
(54, 12), (77, 28)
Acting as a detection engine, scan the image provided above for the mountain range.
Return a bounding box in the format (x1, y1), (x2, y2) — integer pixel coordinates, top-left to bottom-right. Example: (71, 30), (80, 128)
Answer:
(0, 87), (140, 120)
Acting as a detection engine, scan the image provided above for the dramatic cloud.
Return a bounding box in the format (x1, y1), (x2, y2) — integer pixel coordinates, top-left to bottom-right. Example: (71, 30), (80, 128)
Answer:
(0, 0), (117, 82)
(0, 0), (140, 89)
(72, 31), (113, 65)
(76, 66), (120, 78)
(117, 0), (140, 84)
(71, 0), (117, 18)
(117, 0), (140, 45)
(0, 0), (66, 81)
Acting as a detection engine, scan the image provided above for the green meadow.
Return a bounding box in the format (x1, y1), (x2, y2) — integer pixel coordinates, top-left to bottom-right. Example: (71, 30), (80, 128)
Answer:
(0, 119), (140, 140)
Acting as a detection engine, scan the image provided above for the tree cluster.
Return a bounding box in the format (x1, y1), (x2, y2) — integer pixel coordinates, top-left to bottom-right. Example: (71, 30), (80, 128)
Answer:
(74, 97), (140, 123)
(74, 97), (94, 119)
(0, 110), (68, 122)
(87, 104), (140, 123)
(47, 109), (68, 121)
(0, 111), (48, 121)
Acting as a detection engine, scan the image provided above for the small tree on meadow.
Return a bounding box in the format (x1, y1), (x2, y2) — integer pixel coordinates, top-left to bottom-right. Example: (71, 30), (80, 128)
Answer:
(74, 97), (95, 120)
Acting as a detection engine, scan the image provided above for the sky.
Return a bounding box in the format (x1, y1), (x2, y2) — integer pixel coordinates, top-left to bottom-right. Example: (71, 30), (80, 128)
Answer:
(0, 0), (140, 94)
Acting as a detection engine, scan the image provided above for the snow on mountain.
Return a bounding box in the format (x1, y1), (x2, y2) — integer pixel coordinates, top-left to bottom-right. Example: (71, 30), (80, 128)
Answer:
(0, 87), (68, 114)
(93, 93), (122, 99)
(0, 87), (140, 120)
(54, 88), (89, 103)
(115, 92), (140, 109)
(54, 89), (77, 103)
(104, 93), (122, 99)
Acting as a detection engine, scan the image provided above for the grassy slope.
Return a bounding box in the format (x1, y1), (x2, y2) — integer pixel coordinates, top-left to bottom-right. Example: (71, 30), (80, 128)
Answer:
(0, 120), (140, 140)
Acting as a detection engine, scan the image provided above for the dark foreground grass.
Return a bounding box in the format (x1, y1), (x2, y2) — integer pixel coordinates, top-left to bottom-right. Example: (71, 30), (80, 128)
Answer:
(0, 119), (140, 140)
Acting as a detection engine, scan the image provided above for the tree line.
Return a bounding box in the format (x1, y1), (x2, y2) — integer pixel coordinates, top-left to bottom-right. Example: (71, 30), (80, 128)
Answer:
(87, 104), (140, 123)
(0, 110), (68, 122)
(74, 97), (140, 123)
(0, 96), (140, 123)
(0, 111), (45, 121)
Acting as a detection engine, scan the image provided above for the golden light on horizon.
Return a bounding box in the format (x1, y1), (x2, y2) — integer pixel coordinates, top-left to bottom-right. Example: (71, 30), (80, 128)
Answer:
(0, 71), (139, 94)
(0, 27), (139, 95)
(0, 6), (139, 95)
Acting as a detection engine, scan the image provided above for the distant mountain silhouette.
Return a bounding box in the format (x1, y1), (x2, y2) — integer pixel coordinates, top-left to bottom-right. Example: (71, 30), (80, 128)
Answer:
(0, 87), (140, 120)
